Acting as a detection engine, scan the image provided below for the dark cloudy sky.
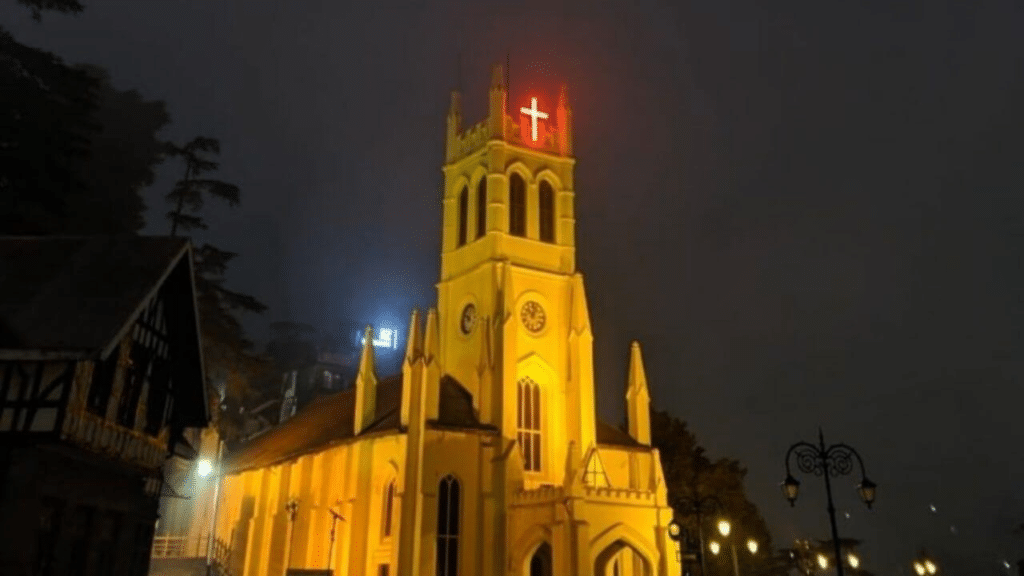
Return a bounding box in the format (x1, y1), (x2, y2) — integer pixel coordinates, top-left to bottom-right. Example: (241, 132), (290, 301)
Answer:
(4, 0), (1022, 573)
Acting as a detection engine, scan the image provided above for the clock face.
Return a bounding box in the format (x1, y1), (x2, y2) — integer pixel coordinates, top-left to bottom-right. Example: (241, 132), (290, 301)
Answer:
(460, 303), (477, 335)
(520, 300), (546, 333)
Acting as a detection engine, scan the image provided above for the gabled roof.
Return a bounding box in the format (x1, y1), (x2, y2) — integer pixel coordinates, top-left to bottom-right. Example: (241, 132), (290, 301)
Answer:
(225, 373), (494, 474)
(0, 235), (208, 426)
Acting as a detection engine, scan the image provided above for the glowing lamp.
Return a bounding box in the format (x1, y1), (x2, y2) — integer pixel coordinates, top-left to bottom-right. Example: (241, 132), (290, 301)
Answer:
(857, 478), (877, 509)
(817, 554), (829, 569)
(709, 541), (721, 556)
(746, 539), (758, 555)
(782, 474), (800, 506)
(717, 519), (731, 537)
(196, 459), (213, 478)
(848, 553), (860, 569)
(667, 520), (682, 541)
(914, 562), (926, 576)
(924, 560), (937, 574)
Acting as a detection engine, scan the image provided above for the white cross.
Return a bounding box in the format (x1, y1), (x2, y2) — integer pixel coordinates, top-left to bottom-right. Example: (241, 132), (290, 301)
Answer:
(520, 97), (549, 142)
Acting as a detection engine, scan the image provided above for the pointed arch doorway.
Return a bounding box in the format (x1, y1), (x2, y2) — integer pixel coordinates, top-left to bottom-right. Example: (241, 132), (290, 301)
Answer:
(528, 542), (552, 576)
(594, 539), (652, 576)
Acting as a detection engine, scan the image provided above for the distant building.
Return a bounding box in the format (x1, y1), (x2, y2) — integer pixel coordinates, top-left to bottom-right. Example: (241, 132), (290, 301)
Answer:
(0, 236), (209, 576)
(277, 350), (355, 424)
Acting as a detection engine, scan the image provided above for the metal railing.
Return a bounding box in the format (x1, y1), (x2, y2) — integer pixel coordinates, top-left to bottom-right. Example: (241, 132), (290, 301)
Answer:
(151, 536), (188, 558)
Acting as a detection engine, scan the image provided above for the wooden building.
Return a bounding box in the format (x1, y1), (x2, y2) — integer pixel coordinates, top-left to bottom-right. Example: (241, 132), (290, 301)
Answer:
(0, 236), (209, 576)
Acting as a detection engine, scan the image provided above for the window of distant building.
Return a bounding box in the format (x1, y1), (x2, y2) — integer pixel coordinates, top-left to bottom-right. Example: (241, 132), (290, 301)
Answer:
(517, 377), (542, 471)
(509, 173), (526, 237)
(436, 475), (460, 576)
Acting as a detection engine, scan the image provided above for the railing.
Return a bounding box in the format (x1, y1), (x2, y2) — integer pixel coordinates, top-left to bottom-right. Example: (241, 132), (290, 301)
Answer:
(151, 536), (187, 558)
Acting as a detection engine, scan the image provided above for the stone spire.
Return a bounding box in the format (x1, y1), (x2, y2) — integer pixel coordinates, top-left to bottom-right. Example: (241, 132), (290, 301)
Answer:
(556, 83), (573, 156)
(423, 308), (441, 420)
(626, 341), (651, 445)
(488, 64), (507, 140)
(353, 326), (378, 434)
(400, 309), (423, 427)
(446, 91), (462, 162)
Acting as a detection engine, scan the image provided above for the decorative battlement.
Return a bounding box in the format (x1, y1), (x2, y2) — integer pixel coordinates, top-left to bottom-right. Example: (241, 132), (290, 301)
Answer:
(445, 64), (573, 164)
(511, 484), (656, 507)
(511, 484), (565, 505)
(584, 485), (656, 504)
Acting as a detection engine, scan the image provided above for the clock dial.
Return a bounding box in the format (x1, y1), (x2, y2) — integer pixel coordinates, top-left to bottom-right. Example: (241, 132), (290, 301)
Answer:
(460, 303), (477, 335)
(520, 301), (546, 333)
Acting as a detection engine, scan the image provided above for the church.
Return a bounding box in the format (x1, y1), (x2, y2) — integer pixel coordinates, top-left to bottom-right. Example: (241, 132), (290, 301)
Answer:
(211, 65), (681, 576)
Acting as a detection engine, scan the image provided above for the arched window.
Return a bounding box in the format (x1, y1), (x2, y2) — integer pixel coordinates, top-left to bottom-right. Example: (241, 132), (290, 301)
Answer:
(381, 480), (396, 538)
(436, 475), (460, 576)
(476, 177), (487, 239)
(457, 186), (468, 246)
(516, 377), (542, 471)
(538, 181), (555, 243)
(509, 173), (526, 237)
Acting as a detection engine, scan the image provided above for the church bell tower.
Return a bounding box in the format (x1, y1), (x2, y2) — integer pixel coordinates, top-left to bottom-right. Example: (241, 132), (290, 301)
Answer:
(437, 64), (598, 488)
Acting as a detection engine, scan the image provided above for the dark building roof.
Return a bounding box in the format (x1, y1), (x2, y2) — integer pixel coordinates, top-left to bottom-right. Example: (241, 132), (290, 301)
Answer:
(0, 235), (208, 427)
(226, 373), (495, 474)
(596, 420), (642, 448)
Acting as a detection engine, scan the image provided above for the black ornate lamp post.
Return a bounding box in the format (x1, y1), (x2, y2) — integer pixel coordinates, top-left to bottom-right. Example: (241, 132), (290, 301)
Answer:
(782, 429), (876, 576)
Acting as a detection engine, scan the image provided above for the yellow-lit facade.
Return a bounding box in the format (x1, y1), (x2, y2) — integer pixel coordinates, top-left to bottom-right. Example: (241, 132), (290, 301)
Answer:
(211, 65), (680, 576)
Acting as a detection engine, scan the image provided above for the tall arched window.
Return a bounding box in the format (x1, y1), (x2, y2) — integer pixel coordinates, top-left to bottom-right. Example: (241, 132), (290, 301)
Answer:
(538, 181), (555, 243)
(476, 177), (487, 239)
(457, 186), (469, 246)
(381, 480), (396, 538)
(516, 377), (542, 471)
(509, 173), (526, 237)
(436, 475), (460, 576)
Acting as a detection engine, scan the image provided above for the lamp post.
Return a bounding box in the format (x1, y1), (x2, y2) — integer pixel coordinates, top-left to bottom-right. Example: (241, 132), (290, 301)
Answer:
(284, 498), (299, 575)
(707, 519), (758, 576)
(913, 550), (938, 576)
(781, 429), (876, 576)
(325, 507), (345, 572)
(670, 494), (721, 576)
(200, 438), (225, 576)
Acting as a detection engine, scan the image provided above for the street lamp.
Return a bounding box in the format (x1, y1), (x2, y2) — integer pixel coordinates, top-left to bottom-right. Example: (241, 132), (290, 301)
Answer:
(711, 517), (757, 576)
(913, 550), (938, 575)
(782, 428), (876, 576)
(672, 493), (722, 576)
(200, 440), (225, 576)
(718, 519), (732, 537)
(709, 541), (722, 556)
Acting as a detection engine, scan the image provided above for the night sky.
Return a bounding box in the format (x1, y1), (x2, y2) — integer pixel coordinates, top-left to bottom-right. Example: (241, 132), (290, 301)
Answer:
(4, 0), (1022, 573)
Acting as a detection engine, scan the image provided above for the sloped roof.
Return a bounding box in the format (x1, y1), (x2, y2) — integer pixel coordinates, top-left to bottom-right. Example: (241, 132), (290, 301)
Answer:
(596, 419), (642, 448)
(0, 235), (190, 358)
(226, 373), (495, 474)
(0, 235), (207, 427)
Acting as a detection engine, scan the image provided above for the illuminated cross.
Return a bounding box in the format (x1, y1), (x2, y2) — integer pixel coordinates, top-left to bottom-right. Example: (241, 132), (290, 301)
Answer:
(520, 97), (549, 142)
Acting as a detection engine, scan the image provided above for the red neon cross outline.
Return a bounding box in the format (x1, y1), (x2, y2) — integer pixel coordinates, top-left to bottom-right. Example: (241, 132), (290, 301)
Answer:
(520, 97), (549, 142)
